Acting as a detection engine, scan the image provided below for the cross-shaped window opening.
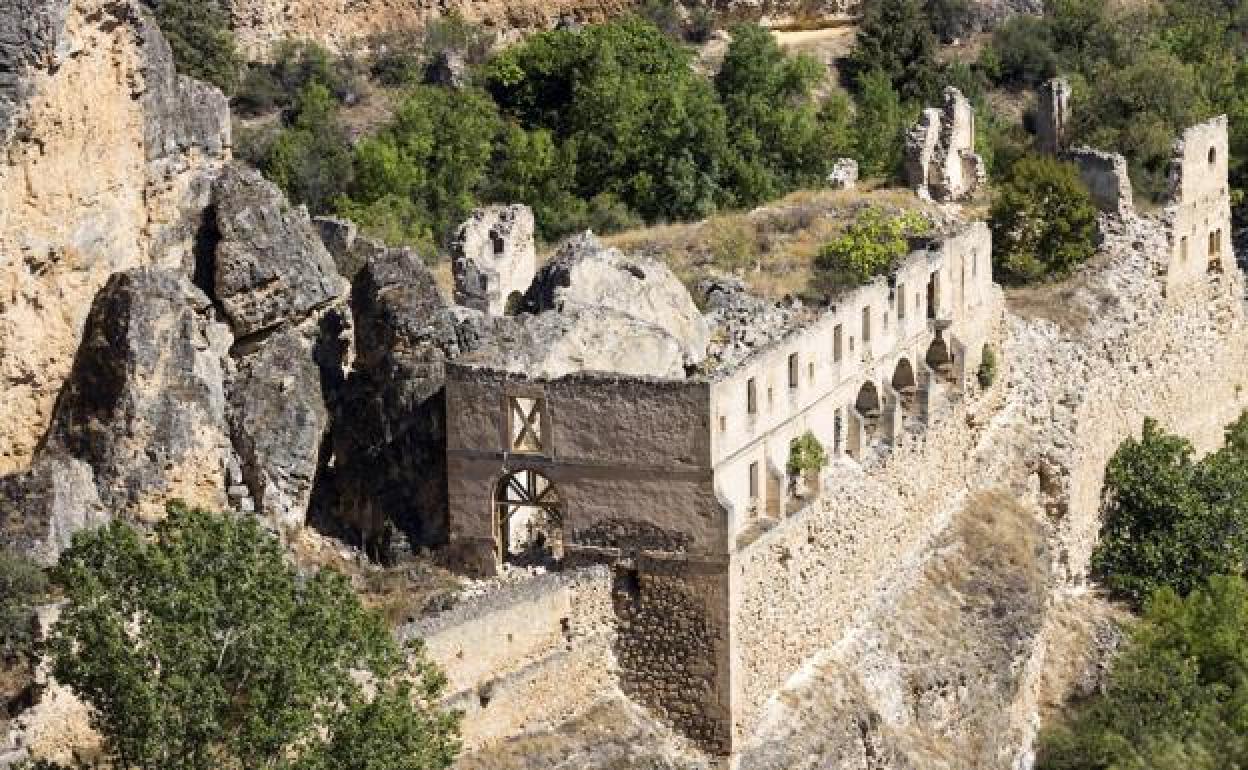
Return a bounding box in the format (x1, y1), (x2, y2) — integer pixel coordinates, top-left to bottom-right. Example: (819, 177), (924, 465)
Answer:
(509, 396), (546, 453)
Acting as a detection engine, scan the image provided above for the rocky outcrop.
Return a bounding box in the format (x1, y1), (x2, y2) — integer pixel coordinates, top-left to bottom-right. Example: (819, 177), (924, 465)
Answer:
(462, 306), (689, 379)
(2, 269), (234, 563)
(0, 0), (230, 475)
(211, 166), (347, 338)
(331, 231), (473, 553)
(523, 232), (710, 367)
(452, 205), (537, 316)
(904, 87), (985, 202)
(209, 166), (350, 532)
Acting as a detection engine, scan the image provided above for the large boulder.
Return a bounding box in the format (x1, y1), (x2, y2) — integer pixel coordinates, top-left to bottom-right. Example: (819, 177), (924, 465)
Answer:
(451, 205), (537, 316)
(463, 307), (688, 379)
(211, 165), (348, 337)
(332, 236), (478, 553)
(2, 268), (234, 563)
(522, 232), (710, 366)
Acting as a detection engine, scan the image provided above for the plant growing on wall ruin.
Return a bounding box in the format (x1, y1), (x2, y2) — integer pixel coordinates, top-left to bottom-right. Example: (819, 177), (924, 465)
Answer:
(787, 431), (829, 477)
(815, 207), (930, 289)
(977, 345), (998, 388)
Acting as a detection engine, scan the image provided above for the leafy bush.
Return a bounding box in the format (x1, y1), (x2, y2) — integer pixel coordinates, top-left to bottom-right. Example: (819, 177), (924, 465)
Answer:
(370, 14), (496, 87)
(258, 83), (355, 215)
(926, 0), (974, 42)
(42, 504), (460, 770)
(1038, 575), (1248, 770)
(145, 0), (241, 94)
(0, 548), (46, 664)
(979, 15), (1058, 87)
(815, 207), (930, 288)
(236, 41), (363, 115)
(787, 431), (828, 476)
(1092, 415), (1248, 610)
(976, 345), (998, 388)
(989, 155), (1097, 284)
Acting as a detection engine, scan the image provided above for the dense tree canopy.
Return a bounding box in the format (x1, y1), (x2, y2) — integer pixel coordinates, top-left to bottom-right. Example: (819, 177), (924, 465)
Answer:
(1092, 415), (1248, 610)
(40, 504), (459, 770)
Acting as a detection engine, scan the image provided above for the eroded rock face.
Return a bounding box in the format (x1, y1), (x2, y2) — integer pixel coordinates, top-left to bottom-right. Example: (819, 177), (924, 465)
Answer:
(0, 0), (230, 474)
(2, 268), (234, 563)
(333, 238), (472, 552)
(211, 165), (348, 337)
(523, 232), (709, 367)
(452, 205), (537, 316)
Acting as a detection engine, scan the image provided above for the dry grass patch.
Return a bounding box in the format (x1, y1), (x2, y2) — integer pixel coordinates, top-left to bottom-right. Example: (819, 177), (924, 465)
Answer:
(603, 185), (932, 301)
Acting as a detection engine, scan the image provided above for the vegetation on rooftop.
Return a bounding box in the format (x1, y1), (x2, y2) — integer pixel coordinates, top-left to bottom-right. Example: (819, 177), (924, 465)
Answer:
(814, 206), (930, 288)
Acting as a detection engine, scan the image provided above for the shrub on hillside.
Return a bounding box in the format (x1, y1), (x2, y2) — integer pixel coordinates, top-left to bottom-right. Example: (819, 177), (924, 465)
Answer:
(1092, 415), (1248, 610)
(989, 155), (1096, 284)
(145, 0), (241, 94)
(1038, 575), (1248, 769)
(851, 70), (911, 179)
(235, 41), (364, 115)
(40, 504), (460, 770)
(0, 548), (46, 665)
(259, 83), (355, 215)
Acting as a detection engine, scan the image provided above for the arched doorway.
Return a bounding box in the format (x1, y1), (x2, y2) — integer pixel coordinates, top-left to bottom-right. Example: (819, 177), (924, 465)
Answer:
(926, 335), (955, 382)
(855, 381), (881, 440)
(494, 469), (563, 568)
(892, 357), (918, 416)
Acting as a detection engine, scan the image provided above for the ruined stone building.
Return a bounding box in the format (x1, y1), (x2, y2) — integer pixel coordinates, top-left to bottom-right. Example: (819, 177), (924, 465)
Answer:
(441, 211), (998, 751)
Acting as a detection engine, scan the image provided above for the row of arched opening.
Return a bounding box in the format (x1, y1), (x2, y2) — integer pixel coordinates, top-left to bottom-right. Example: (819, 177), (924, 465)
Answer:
(851, 335), (956, 454)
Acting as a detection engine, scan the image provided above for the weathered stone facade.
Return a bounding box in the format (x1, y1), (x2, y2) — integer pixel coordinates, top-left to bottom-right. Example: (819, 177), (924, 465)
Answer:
(1068, 147), (1134, 217)
(452, 205), (537, 317)
(442, 216), (998, 752)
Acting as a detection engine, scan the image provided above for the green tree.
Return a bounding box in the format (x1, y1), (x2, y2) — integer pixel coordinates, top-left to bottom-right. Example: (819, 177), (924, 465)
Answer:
(1092, 417), (1248, 610)
(344, 85), (502, 245)
(989, 155), (1097, 284)
(715, 25), (843, 205)
(844, 0), (942, 102)
(815, 207), (930, 289)
(852, 70), (910, 179)
(0, 548), (46, 663)
(145, 0), (241, 94)
(1038, 575), (1248, 770)
(484, 18), (734, 222)
(43, 504), (459, 770)
(787, 432), (828, 477)
(261, 82), (355, 215)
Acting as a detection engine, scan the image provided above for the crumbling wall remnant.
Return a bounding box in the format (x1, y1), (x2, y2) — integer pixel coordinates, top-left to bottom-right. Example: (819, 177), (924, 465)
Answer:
(452, 205), (537, 317)
(1068, 147), (1134, 216)
(904, 87), (986, 202)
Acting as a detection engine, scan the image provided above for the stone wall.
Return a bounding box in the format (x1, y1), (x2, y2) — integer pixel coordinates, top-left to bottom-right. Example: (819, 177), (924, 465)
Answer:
(728, 338), (1009, 743)
(0, 0), (229, 474)
(612, 556), (732, 753)
(709, 222), (997, 541)
(403, 567), (618, 751)
(444, 365), (723, 568)
(1068, 147), (1133, 216)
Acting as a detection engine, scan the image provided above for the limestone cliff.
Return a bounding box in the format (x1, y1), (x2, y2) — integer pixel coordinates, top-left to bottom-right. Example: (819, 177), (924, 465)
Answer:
(222, 0), (857, 58)
(0, 0), (230, 475)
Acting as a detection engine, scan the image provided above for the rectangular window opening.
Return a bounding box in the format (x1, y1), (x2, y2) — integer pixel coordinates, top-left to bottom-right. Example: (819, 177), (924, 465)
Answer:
(833, 324), (843, 363)
(747, 378), (757, 415)
(788, 353), (799, 389)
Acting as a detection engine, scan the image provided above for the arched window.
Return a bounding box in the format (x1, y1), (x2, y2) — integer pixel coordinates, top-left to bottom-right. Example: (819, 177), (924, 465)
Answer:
(494, 470), (563, 568)
(892, 358), (918, 416)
